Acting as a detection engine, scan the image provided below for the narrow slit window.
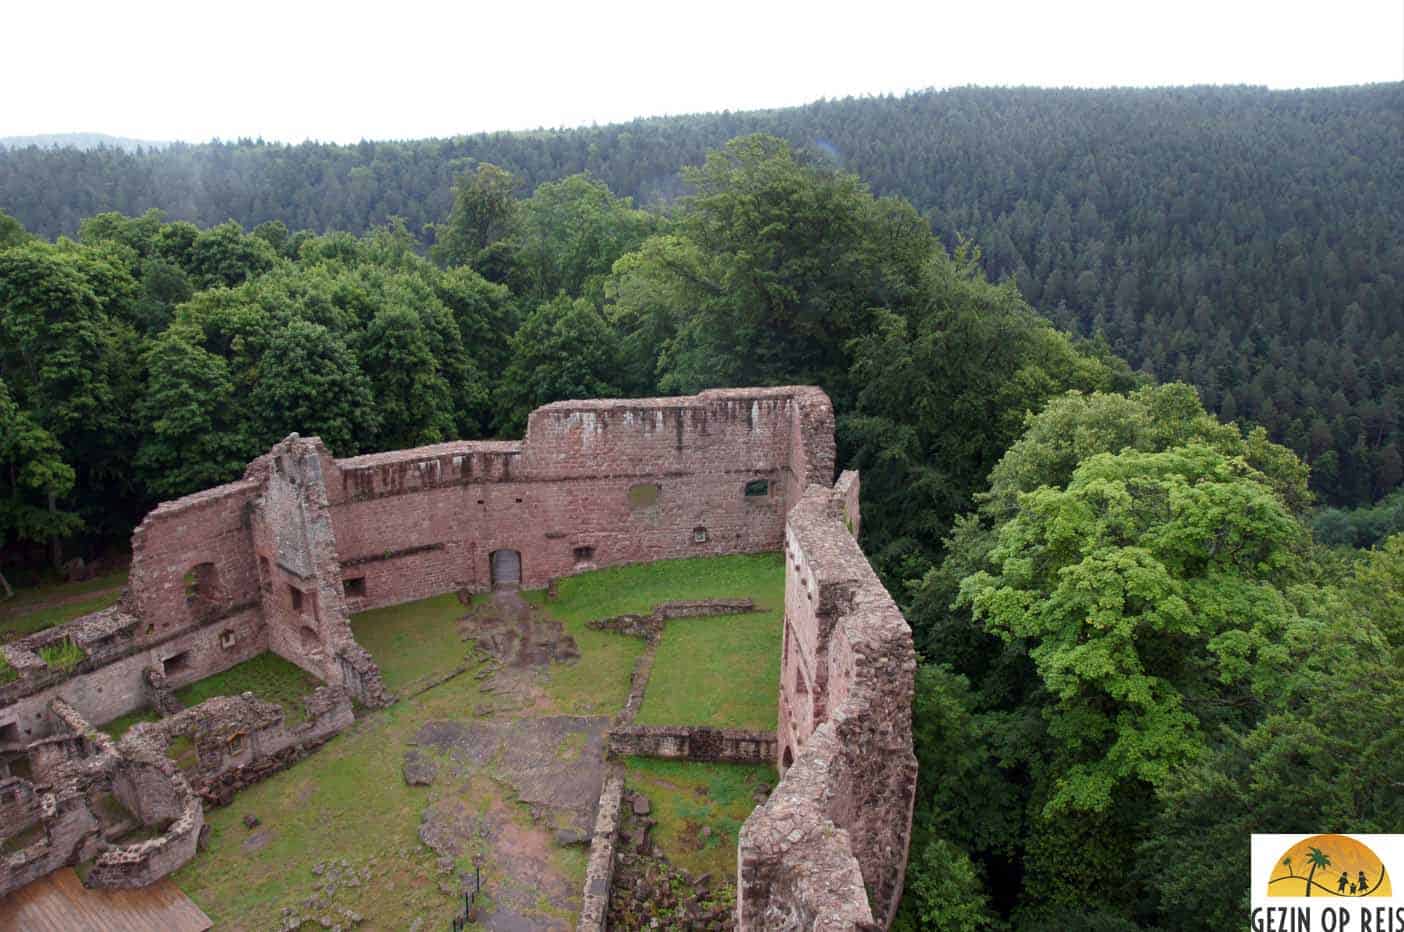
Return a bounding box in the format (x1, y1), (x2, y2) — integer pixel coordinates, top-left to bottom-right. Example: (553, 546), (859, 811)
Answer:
(744, 479), (770, 497)
(573, 546), (595, 564)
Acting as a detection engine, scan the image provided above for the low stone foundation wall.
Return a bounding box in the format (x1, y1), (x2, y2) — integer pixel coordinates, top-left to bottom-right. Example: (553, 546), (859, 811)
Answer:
(653, 599), (755, 619)
(577, 774), (624, 932)
(608, 725), (776, 764)
(587, 598), (756, 641)
(86, 772), (203, 889)
(121, 686), (354, 806)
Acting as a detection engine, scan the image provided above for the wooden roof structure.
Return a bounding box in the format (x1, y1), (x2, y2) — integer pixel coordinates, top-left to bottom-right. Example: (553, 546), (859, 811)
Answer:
(0, 868), (211, 932)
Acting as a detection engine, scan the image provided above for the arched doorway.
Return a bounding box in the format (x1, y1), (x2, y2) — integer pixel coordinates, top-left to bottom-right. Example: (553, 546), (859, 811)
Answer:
(781, 745), (794, 772)
(490, 549), (522, 588)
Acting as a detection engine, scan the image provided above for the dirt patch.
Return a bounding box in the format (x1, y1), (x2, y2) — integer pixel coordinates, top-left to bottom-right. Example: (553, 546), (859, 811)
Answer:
(413, 716), (610, 930)
(414, 716), (608, 817)
(241, 828), (275, 854)
(419, 783), (578, 932)
(459, 590), (580, 668)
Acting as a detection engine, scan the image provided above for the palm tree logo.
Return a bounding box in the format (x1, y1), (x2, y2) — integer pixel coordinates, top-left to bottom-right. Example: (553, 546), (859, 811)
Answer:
(1267, 835), (1391, 898)
(1302, 847), (1331, 897)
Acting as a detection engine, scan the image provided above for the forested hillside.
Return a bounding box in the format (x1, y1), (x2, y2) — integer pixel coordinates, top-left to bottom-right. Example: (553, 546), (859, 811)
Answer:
(3, 85), (1401, 508)
(3, 135), (1400, 930)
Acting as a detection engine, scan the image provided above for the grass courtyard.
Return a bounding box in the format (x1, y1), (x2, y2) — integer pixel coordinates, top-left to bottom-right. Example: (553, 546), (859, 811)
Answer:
(621, 756), (774, 880)
(101, 652), (325, 741)
(0, 569), (128, 642)
(162, 553), (782, 930)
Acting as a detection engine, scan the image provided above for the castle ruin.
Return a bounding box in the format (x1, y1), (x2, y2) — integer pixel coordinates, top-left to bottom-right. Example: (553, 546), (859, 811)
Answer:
(0, 386), (916, 929)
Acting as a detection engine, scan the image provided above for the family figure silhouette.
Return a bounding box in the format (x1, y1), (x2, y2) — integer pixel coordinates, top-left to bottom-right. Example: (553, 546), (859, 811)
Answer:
(1335, 871), (1372, 896)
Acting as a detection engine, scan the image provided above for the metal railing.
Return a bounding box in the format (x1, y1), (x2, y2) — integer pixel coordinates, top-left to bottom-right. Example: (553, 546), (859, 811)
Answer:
(450, 863), (482, 931)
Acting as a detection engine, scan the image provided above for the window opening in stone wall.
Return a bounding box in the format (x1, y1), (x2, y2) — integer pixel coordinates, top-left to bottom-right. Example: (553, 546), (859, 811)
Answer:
(343, 576), (367, 599)
(184, 562), (220, 617)
(220, 630), (238, 649)
(628, 483), (661, 508)
(289, 585), (304, 613)
(258, 556), (271, 590)
(226, 732), (246, 756)
(693, 526), (708, 543)
(795, 664), (809, 695)
(782, 746), (794, 770)
(744, 479), (770, 497)
(573, 546), (595, 564)
(0, 722), (18, 745)
(163, 652), (191, 677)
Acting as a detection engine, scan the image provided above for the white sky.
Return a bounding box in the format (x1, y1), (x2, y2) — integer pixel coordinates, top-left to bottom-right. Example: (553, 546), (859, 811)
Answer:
(6, 0), (1402, 144)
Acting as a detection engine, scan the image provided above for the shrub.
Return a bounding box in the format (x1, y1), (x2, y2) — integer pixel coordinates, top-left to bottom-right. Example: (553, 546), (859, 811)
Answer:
(38, 637), (85, 671)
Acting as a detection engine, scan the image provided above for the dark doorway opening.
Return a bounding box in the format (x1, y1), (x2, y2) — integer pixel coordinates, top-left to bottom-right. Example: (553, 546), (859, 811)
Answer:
(490, 549), (522, 588)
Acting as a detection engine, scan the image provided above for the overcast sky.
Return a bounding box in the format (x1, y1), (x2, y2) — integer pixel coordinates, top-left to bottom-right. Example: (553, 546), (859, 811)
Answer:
(7, 0), (1402, 144)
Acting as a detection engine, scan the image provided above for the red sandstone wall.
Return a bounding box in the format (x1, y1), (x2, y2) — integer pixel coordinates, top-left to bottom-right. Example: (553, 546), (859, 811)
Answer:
(741, 482), (917, 931)
(328, 387), (835, 609)
(127, 480), (262, 637)
(246, 439), (358, 686)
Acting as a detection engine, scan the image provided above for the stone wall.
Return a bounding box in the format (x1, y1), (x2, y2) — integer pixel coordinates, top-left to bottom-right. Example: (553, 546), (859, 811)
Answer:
(119, 686), (354, 806)
(0, 607), (266, 738)
(738, 478), (917, 931)
(607, 725), (777, 763)
(0, 686), (356, 898)
(577, 774), (624, 932)
(1, 386), (911, 913)
(328, 388), (835, 605)
(0, 699), (201, 898)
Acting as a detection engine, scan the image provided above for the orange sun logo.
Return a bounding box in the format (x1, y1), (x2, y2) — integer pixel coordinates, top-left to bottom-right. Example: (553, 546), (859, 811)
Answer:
(1268, 835), (1391, 898)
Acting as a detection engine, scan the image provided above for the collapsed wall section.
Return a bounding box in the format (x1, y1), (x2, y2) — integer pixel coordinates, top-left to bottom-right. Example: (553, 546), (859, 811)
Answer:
(738, 474), (917, 930)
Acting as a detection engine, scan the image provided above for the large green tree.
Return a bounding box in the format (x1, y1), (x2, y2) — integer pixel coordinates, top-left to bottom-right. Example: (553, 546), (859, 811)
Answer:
(431, 163), (521, 276)
(961, 443), (1308, 814)
(0, 378), (81, 595)
(496, 294), (622, 434)
(609, 135), (933, 398)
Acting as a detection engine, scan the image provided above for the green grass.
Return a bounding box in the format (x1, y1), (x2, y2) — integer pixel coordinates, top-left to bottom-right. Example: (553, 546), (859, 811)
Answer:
(37, 637), (85, 671)
(167, 734), (198, 773)
(0, 570), (127, 641)
(173, 661), (497, 931)
(101, 708), (160, 740)
(171, 554), (785, 929)
(633, 554), (783, 730)
(350, 592), (475, 692)
(543, 553), (782, 717)
(0, 653), (14, 685)
(622, 757), (775, 879)
(175, 653), (323, 726)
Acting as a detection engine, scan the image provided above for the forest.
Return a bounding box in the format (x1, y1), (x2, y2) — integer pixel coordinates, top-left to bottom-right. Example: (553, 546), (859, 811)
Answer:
(1, 84), (1401, 510)
(2, 128), (1401, 930)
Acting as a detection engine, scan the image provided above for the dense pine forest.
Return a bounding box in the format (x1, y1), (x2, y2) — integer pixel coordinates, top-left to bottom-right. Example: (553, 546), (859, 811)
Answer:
(2, 84), (1402, 509)
(2, 110), (1401, 929)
